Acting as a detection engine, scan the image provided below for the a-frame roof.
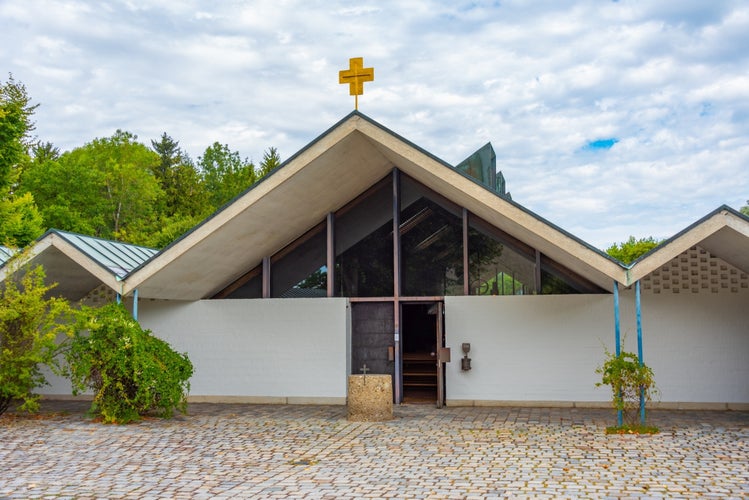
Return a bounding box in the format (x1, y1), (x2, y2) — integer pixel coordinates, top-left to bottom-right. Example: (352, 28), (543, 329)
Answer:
(625, 206), (749, 284)
(3, 114), (747, 301)
(124, 112), (625, 300)
(0, 230), (157, 301)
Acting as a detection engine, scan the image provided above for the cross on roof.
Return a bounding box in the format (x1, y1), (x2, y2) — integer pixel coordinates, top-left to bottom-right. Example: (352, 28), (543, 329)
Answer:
(339, 57), (374, 110)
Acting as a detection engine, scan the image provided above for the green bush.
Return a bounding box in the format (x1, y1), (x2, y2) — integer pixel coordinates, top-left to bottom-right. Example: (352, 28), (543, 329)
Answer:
(596, 349), (658, 428)
(66, 303), (193, 424)
(0, 265), (74, 416)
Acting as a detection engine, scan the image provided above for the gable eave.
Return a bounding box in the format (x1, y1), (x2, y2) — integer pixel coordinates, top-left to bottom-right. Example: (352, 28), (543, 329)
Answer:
(627, 206), (749, 283)
(124, 113), (626, 300)
(124, 113), (396, 299)
(0, 231), (125, 300)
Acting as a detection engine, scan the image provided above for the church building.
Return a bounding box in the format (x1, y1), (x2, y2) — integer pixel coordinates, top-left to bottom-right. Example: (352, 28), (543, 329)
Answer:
(2, 111), (748, 409)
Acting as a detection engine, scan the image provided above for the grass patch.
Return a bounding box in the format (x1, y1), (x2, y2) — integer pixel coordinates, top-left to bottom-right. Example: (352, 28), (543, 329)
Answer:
(605, 424), (659, 435)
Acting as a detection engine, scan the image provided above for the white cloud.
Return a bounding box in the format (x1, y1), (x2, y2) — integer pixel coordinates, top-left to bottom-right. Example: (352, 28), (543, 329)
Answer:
(1, 0), (747, 250)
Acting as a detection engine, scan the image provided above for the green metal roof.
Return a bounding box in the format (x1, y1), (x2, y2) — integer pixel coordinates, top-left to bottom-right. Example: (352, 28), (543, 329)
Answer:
(49, 230), (158, 278)
(0, 245), (16, 267)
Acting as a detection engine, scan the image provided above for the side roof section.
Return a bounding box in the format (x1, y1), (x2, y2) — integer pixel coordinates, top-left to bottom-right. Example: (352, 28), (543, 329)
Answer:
(0, 245), (15, 267)
(626, 206), (749, 284)
(0, 230), (157, 300)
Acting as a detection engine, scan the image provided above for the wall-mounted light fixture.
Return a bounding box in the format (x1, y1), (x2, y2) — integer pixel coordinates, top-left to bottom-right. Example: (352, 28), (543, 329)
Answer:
(461, 343), (472, 371)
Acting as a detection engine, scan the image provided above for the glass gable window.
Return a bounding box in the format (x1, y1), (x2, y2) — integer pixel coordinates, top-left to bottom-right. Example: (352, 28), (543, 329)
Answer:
(335, 179), (394, 297)
(271, 223), (327, 298)
(216, 170), (599, 299)
(400, 177), (464, 296)
(468, 217), (537, 295)
(223, 266), (263, 299)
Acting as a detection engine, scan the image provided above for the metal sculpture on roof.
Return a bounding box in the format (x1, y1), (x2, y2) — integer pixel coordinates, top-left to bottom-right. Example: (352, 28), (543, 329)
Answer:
(339, 57), (374, 110)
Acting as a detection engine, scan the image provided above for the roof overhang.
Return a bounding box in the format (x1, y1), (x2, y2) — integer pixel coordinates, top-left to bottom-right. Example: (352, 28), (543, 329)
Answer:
(627, 207), (749, 284)
(0, 233), (122, 301)
(125, 113), (626, 300)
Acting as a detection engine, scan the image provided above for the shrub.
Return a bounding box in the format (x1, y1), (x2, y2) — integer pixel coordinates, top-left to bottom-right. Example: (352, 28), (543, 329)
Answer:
(0, 265), (74, 416)
(596, 349), (658, 428)
(65, 303), (193, 424)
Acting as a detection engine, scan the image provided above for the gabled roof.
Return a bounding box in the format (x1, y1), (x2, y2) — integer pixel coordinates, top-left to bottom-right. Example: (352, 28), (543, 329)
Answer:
(0, 230), (157, 301)
(124, 112), (625, 300)
(4, 114), (746, 302)
(625, 206), (749, 284)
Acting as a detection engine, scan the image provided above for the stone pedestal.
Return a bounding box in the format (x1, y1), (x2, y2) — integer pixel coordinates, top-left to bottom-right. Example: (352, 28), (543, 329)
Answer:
(347, 374), (393, 421)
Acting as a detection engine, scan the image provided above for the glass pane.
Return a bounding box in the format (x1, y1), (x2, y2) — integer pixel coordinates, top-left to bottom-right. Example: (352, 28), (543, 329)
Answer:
(224, 267), (262, 299)
(541, 268), (582, 294)
(271, 225), (327, 298)
(468, 219), (537, 295)
(401, 178), (464, 296)
(335, 180), (394, 297)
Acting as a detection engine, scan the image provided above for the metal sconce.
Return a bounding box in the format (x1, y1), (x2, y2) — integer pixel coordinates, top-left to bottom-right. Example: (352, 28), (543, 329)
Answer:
(461, 343), (472, 371)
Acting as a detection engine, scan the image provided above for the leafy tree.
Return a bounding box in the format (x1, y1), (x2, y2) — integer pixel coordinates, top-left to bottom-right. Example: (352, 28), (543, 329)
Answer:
(94, 131), (162, 239)
(19, 145), (108, 236)
(741, 200), (748, 216)
(198, 142), (256, 209)
(125, 213), (203, 249)
(0, 264), (74, 416)
(0, 193), (44, 247)
(65, 303), (193, 424)
(19, 130), (163, 241)
(605, 236), (661, 264)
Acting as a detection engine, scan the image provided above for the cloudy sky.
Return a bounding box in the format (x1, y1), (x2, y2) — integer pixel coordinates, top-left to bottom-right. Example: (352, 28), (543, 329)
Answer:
(2, 0), (747, 249)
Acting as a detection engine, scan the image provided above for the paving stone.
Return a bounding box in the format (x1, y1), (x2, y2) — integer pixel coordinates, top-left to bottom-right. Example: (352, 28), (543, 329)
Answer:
(0, 401), (747, 498)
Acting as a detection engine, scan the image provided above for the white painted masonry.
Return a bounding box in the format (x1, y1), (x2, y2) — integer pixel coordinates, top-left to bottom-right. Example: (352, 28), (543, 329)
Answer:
(137, 298), (350, 404)
(444, 291), (749, 408)
(619, 289), (749, 406)
(444, 295), (614, 406)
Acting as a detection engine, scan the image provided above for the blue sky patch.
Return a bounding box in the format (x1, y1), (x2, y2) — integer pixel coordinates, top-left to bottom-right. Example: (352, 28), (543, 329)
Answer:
(585, 138), (619, 150)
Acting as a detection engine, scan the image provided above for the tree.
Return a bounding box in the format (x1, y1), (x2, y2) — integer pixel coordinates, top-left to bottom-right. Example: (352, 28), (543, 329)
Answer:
(150, 132), (208, 218)
(0, 75), (44, 247)
(0, 193), (44, 247)
(0, 264), (74, 416)
(258, 146), (281, 178)
(19, 144), (108, 236)
(198, 142), (256, 209)
(19, 130), (163, 242)
(741, 200), (748, 217)
(606, 236), (661, 264)
(95, 131), (163, 239)
(0, 74), (38, 192)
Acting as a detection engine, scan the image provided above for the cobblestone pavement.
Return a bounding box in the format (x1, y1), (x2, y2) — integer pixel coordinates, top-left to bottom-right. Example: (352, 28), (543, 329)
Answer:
(1, 401), (748, 499)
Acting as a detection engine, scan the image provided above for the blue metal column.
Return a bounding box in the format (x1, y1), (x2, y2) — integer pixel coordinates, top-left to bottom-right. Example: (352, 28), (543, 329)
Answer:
(613, 281), (622, 426)
(133, 288), (139, 321)
(636, 280), (645, 425)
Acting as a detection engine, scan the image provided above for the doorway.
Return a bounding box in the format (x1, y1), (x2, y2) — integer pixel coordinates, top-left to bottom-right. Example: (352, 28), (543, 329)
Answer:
(401, 302), (445, 405)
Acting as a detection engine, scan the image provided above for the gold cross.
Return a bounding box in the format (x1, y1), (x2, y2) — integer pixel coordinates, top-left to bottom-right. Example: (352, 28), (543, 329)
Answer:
(339, 57), (374, 110)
